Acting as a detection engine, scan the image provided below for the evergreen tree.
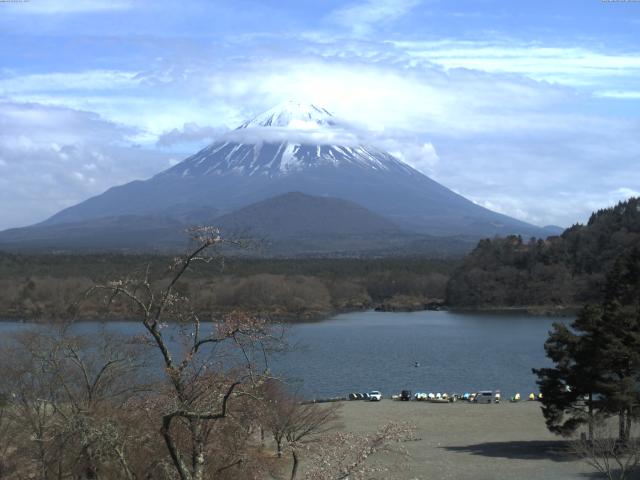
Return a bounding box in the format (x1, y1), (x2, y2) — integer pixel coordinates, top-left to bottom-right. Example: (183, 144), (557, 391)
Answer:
(595, 250), (640, 443)
(534, 305), (603, 439)
(535, 248), (640, 442)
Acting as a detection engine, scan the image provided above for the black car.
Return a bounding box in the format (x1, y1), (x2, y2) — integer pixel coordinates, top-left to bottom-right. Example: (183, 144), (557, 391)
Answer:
(400, 390), (412, 401)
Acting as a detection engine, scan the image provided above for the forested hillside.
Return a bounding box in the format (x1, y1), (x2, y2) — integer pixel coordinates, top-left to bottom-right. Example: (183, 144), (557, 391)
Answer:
(446, 197), (640, 308)
(3, 198), (638, 319)
(0, 254), (454, 321)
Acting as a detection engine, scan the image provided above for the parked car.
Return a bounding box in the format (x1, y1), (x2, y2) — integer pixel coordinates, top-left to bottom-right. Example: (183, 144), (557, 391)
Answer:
(369, 391), (383, 401)
(400, 390), (412, 401)
(361, 393), (371, 400)
(475, 391), (494, 404)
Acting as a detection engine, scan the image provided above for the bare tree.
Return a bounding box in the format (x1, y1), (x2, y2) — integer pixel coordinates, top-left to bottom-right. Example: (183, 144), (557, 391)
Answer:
(86, 227), (279, 480)
(0, 327), (151, 479)
(0, 391), (17, 478)
(573, 421), (640, 480)
(0, 227), (415, 480)
(262, 381), (340, 479)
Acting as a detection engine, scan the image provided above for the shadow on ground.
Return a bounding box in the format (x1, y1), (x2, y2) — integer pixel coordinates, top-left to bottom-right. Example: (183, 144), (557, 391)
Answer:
(443, 440), (577, 462)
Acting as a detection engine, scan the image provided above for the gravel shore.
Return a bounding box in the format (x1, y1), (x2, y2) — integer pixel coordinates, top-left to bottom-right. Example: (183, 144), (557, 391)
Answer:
(335, 399), (591, 480)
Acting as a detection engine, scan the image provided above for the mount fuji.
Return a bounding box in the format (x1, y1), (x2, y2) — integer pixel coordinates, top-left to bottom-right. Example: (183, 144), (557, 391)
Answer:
(0, 101), (554, 254)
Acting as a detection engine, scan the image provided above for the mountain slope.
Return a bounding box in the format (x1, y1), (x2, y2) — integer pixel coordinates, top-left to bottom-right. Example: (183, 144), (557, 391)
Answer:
(0, 192), (477, 256)
(215, 192), (401, 238)
(0, 215), (188, 250)
(4, 101), (550, 251)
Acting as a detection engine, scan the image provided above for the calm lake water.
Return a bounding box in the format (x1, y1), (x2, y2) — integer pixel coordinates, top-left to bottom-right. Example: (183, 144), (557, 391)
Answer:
(0, 310), (567, 399)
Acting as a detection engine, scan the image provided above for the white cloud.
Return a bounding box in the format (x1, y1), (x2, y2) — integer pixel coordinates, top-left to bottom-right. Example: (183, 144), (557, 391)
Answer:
(0, 101), (173, 229)
(328, 0), (421, 35)
(614, 187), (640, 198)
(388, 141), (439, 174)
(0, 100), (137, 146)
(194, 56), (592, 139)
(157, 122), (227, 147)
(6, 0), (133, 15)
(389, 40), (640, 88)
(221, 126), (361, 147)
(0, 70), (142, 94)
(594, 90), (640, 99)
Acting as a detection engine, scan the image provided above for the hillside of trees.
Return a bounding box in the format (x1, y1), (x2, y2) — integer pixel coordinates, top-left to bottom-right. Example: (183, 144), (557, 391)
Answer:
(446, 197), (640, 309)
(2, 198), (638, 320)
(0, 254), (455, 321)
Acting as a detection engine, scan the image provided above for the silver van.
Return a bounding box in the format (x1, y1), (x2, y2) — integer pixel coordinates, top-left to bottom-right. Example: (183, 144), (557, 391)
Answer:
(475, 391), (493, 404)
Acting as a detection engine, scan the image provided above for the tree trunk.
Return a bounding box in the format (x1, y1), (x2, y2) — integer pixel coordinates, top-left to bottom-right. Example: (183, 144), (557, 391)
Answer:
(290, 450), (299, 480)
(588, 393), (594, 442)
(161, 416), (192, 480)
(84, 444), (100, 480)
(619, 410), (626, 443)
(115, 446), (136, 480)
(191, 419), (205, 480)
(36, 427), (48, 480)
(277, 438), (283, 458)
(625, 407), (632, 444)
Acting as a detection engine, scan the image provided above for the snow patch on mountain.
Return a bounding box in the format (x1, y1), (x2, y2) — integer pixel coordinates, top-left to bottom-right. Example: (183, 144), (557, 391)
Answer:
(221, 126), (361, 148)
(224, 101), (359, 146)
(161, 101), (421, 178)
(239, 101), (336, 129)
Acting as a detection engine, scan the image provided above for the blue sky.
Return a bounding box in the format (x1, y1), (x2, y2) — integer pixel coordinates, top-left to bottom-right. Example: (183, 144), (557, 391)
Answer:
(0, 0), (638, 229)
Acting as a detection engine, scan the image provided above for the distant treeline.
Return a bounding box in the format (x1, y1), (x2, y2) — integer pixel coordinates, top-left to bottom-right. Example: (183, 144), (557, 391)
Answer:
(2, 197), (638, 320)
(446, 197), (640, 309)
(0, 253), (455, 321)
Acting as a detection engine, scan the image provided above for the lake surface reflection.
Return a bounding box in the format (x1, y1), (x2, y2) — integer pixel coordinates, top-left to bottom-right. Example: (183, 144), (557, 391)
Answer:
(0, 310), (567, 399)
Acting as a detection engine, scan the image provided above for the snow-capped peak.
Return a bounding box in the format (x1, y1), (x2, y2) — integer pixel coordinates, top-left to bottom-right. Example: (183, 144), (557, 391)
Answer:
(160, 101), (421, 180)
(239, 101), (336, 129)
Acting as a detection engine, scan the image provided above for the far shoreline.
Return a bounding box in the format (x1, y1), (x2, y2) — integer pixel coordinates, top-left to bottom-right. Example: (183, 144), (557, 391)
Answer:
(0, 303), (578, 325)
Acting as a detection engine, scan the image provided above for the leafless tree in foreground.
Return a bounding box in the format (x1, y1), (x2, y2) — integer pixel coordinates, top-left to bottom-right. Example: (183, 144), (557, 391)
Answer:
(573, 421), (640, 480)
(86, 227), (280, 480)
(261, 381), (340, 479)
(0, 227), (414, 480)
(0, 391), (16, 478)
(0, 327), (152, 479)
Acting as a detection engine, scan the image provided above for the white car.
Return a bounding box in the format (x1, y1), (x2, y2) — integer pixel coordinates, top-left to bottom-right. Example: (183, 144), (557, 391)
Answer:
(369, 390), (383, 401)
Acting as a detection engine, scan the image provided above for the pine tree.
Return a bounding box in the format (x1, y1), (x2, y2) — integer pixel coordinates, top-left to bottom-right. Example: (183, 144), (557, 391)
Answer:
(534, 305), (603, 439)
(594, 250), (640, 443)
(535, 248), (640, 442)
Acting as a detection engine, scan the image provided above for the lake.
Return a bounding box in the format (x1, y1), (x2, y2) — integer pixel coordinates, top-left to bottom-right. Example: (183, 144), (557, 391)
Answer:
(0, 310), (566, 399)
